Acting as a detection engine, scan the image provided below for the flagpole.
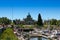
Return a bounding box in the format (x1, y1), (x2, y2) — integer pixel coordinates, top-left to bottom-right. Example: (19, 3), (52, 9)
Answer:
(12, 8), (13, 22)
(11, 7), (14, 28)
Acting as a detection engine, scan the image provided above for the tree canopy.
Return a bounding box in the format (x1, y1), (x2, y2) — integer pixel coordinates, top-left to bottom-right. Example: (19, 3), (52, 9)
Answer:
(0, 17), (11, 25)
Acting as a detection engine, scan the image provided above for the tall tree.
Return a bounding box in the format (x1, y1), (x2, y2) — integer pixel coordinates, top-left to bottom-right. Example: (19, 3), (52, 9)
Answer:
(37, 13), (43, 26)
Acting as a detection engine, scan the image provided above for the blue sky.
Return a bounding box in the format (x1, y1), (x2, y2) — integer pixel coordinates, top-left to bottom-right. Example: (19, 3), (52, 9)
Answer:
(0, 0), (60, 20)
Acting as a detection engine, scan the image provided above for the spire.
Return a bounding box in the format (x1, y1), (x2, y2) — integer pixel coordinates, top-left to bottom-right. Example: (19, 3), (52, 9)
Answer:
(27, 12), (31, 18)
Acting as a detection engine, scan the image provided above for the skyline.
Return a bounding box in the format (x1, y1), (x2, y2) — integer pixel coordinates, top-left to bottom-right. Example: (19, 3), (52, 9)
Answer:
(0, 0), (60, 20)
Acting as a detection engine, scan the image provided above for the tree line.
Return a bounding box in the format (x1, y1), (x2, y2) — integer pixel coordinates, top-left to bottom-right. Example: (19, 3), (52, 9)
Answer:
(44, 19), (60, 26)
(0, 14), (43, 26)
(0, 14), (60, 27)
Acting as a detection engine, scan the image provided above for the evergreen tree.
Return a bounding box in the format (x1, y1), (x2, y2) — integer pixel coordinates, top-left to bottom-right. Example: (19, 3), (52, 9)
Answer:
(37, 13), (43, 26)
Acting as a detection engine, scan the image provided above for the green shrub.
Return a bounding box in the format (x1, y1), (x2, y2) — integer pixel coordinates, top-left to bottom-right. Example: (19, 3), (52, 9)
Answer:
(0, 28), (18, 40)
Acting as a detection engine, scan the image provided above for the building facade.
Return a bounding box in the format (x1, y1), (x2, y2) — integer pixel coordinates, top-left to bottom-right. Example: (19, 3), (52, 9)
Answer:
(20, 13), (36, 25)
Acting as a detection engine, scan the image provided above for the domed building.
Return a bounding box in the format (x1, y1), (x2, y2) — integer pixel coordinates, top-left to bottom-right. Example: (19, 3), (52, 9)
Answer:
(23, 13), (35, 25)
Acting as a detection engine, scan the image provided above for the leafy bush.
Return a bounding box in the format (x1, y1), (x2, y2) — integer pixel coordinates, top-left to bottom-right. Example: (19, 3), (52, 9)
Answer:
(0, 28), (18, 40)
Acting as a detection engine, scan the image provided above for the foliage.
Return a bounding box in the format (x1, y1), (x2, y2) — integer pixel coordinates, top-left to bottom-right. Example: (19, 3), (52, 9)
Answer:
(50, 19), (57, 25)
(0, 17), (11, 25)
(44, 19), (60, 25)
(37, 13), (43, 26)
(50, 26), (54, 30)
(18, 24), (34, 28)
(13, 19), (20, 25)
(0, 28), (18, 40)
(17, 24), (24, 28)
(43, 25), (48, 29)
(56, 20), (60, 26)
(27, 25), (34, 28)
